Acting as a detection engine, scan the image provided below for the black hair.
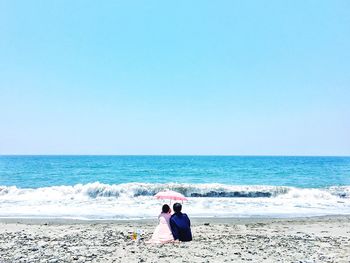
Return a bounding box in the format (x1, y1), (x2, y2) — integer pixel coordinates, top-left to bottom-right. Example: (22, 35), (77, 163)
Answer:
(162, 204), (170, 213)
(173, 203), (182, 213)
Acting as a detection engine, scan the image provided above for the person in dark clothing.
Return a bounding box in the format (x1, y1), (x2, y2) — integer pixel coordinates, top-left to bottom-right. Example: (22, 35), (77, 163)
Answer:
(170, 203), (192, 242)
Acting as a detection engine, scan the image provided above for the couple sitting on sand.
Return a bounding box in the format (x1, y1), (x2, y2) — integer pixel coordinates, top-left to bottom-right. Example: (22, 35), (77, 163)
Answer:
(148, 203), (192, 244)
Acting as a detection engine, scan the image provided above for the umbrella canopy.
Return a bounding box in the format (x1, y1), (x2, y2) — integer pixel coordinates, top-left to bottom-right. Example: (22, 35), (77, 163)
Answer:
(154, 190), (188, 201)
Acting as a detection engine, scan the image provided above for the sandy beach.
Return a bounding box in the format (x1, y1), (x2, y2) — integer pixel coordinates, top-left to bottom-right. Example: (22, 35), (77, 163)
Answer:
(0, 216), (349, 263)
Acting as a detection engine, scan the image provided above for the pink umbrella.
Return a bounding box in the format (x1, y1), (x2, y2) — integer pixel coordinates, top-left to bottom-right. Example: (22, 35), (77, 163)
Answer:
(154, 190), (188, 201)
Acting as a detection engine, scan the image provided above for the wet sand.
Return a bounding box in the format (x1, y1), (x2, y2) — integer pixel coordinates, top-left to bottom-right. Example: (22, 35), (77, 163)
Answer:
(0, 216), (349, 263)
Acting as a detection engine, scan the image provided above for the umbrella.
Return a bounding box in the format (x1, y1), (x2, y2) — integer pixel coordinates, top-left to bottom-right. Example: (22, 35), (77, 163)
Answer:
(154, 190), (188, 201)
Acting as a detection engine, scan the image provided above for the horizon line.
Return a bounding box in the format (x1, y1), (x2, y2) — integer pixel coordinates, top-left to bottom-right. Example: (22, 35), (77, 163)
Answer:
(1, 154), (349, 157)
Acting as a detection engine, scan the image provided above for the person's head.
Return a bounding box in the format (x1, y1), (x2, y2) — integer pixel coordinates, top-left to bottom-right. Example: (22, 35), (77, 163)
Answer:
(173, 203), (182, 213)
(162, 204), (171, 213)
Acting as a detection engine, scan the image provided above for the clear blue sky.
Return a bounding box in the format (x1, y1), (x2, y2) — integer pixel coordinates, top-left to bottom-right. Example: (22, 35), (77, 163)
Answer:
(1, 1), (349, 155)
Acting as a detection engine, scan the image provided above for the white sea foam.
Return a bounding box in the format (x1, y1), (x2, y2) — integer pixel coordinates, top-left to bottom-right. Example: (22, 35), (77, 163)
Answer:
(0, 182), (349, 219)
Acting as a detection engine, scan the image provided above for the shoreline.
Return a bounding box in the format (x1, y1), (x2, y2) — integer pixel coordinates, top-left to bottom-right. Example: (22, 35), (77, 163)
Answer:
(0, 214), (349, 225)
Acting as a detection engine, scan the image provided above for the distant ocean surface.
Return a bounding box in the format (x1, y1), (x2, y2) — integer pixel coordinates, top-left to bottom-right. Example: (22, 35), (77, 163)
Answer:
(1, 156), (350, 219)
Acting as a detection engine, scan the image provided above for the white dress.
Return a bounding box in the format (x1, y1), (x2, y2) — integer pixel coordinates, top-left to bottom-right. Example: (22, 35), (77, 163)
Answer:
(147, 213), (174, 244)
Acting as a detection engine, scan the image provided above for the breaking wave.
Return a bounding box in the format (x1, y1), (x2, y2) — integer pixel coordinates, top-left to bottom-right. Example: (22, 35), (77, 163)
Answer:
(0, 182), (349, 200)
(1, 182), (350, 219)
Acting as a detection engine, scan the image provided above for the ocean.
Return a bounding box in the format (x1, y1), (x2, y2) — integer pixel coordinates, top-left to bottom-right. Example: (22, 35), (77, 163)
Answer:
(0, 155), (349, 220)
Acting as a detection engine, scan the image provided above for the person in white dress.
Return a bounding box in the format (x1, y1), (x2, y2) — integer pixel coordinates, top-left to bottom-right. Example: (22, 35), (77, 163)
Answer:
(147, 204), (174, 244)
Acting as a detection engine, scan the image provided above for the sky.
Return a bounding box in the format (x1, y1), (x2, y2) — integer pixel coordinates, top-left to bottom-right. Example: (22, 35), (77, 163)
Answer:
(0, 1), (349, 155)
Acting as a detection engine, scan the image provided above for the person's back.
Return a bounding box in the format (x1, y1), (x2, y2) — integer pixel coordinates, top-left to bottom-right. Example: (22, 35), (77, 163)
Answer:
(170, 203), (192, 242)
(147, 204), (174, 244)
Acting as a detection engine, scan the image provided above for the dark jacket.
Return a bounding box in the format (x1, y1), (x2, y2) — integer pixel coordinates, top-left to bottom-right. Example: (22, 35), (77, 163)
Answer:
(170, 212), (192, 241)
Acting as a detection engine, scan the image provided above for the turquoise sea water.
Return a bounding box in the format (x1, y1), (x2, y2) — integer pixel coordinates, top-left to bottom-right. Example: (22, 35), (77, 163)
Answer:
(1, 156), (349, 188)
(0, 155), (350, 219)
